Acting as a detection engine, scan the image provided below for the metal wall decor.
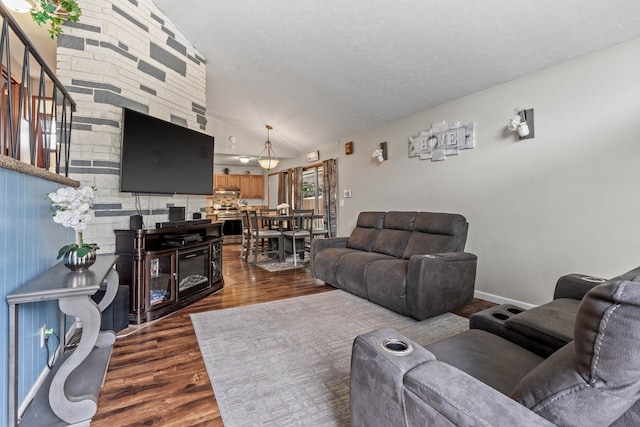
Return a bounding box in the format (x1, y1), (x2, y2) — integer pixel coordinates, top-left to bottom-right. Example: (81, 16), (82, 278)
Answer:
(408, 121), (475, 162)
(306, 150), (319, 162)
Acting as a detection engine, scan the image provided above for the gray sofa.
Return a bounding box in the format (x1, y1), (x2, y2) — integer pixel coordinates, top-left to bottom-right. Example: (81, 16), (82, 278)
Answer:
(351, 271), (640, 426)
(310, 211), (477, 320)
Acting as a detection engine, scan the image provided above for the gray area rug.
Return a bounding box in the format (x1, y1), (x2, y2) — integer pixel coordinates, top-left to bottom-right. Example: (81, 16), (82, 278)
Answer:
(191, 290), (469, 426)
(255, 253), (311, 272)
(257, 259), (310, 272)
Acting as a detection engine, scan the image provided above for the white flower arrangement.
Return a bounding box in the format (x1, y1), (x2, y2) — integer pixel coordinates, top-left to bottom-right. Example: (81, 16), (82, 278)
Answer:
(277, 203), (290, 214)
(48, 186), (99, 259)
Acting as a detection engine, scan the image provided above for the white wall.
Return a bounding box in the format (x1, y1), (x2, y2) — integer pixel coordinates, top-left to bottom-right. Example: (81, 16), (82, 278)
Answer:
(309, 37), (640, 305)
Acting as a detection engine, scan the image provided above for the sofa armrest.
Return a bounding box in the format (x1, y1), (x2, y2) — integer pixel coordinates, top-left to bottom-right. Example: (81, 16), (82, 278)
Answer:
(351, 328), (436, 427)
(310, 236), (348, 255)
(553, 273), (606, 300)
(406, 252), (477, 320)
(351, 328), (554, 427)
(404, 361), (555, 426)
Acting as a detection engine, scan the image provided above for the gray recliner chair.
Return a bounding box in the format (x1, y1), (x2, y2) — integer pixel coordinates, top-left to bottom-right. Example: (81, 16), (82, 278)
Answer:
(351, 278), (640, 426)
(469, 266), (640, 357)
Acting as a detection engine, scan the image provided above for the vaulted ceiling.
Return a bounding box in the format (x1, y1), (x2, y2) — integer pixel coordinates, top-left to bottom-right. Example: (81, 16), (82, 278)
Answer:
(153, 0), (640, 158)
(9, 1), (640, 161)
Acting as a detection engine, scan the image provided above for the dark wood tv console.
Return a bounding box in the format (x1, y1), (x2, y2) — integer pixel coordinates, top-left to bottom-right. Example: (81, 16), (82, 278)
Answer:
(115, 221), (224, 324)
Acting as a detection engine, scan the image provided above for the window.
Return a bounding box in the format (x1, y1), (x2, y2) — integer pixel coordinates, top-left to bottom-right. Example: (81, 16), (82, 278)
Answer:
(301, 165), (323, 215)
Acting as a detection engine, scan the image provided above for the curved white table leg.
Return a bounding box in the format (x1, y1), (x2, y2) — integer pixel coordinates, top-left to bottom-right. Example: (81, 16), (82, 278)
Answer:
(95, 269), (119, 312)
(49, 295), (100, 424)
(95, 269), (119, 347)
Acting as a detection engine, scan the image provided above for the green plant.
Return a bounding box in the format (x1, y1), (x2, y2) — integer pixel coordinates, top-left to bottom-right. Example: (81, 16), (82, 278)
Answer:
(30, 0), (82, 39)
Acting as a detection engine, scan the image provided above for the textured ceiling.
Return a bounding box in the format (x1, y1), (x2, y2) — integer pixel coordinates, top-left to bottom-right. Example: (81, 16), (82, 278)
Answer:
(152, 0), (640, 157)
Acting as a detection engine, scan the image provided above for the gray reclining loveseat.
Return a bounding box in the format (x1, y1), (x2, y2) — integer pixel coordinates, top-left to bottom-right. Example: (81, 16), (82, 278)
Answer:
(310, 211), (477, 320)
(470, 265), (640, 357)
(351, 268), (640, 426)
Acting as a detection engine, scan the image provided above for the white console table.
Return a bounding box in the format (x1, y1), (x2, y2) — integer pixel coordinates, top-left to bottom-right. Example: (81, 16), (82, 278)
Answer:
(7, 255), (119, 426)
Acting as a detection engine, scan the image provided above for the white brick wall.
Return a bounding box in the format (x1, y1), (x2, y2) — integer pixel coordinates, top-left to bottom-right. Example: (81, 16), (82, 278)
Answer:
(57, 0), (209, 253)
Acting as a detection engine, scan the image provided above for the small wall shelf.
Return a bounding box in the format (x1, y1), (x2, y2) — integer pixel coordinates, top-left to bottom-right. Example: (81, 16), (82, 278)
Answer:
(7, 255), (120, 426)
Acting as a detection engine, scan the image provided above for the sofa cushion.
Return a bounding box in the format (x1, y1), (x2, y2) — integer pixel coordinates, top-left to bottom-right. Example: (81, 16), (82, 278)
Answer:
(382, 211), (417, 230)
(335, 251), (395, 298)
(365, 259), (409, 316)
(346, 212), (385, 251)
(372, 229), (413, 258)
(312, 247), (359, 286)
(370, 212), (416, 258)
(403, 212), (468, 258)
(512, 280), (640, 426)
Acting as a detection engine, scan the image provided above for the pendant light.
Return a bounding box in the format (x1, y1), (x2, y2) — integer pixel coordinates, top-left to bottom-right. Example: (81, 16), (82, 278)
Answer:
(257, 124), (280, 170)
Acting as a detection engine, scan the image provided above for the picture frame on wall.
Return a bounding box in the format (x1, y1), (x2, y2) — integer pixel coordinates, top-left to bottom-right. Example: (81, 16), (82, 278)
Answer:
(306, 150), (319, 162)
(345, 141), (354, 155)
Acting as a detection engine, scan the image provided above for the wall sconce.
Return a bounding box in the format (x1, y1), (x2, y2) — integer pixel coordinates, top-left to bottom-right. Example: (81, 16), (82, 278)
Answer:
(239, 156), (250, 163)
(228, 136), (236, 149)
(507, 108), (535, 140)
(372, 142), (388, 163)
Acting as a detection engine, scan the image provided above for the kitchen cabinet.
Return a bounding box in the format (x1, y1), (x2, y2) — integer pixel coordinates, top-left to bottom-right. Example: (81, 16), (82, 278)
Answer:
(213, 174), (264, 199)
(214, 174), (241, 190)
(240, 174), (264, 199)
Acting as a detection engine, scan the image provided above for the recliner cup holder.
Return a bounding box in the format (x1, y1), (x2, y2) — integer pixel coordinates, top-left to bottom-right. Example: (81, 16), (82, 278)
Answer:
(491, 312), (510, 321)
(582, 276), (606, 283)
(380, 338), (414, 356)
(506, 307), (523, 315)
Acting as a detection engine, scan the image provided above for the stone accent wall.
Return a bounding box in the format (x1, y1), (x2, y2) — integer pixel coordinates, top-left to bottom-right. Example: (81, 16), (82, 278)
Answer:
(56, 0), (209, 253)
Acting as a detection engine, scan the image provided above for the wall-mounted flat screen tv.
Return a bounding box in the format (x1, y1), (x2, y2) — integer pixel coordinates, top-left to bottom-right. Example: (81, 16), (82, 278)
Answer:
(120, 108), (214, 195)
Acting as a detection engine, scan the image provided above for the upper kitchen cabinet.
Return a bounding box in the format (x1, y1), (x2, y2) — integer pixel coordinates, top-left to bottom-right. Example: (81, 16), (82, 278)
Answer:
(240, 174), (264, 199)
(213, 174), (264, 199)
(214, 174), (241, 190)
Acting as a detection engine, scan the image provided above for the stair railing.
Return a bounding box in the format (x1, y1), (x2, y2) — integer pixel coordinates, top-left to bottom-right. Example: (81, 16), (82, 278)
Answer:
(1, 2), (75, 176)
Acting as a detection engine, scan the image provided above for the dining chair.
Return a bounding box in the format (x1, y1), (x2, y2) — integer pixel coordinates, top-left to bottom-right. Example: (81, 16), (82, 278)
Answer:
(308, 213), (329, 241)
(239, 210), (252, 261)
(249, 210), (284, 264)
(291, 209), (314, 235)
(282, 211), (313, 265)
(258, 208), (279, 230)
(291, 209), (314, 216)
(296, 211), (329, 252)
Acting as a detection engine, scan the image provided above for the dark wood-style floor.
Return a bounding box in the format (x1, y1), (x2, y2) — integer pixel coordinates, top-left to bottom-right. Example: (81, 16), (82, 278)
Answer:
(91, 244), (494, 426)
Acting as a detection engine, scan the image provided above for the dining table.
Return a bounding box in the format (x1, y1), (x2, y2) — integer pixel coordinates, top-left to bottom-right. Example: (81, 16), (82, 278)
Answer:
(256, 213), (324, 262)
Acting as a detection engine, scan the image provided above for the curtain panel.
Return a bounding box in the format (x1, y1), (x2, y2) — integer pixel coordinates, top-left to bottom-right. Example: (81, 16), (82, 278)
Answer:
(291, 167), (303, 209)
(322, 159), (338, 237)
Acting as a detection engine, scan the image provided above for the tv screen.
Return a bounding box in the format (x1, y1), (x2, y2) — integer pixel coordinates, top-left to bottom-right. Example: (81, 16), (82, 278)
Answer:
(120, 108), (214, 195)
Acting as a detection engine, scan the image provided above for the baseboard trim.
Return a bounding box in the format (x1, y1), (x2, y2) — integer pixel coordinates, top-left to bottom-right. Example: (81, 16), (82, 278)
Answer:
(474, 290), (538, 310)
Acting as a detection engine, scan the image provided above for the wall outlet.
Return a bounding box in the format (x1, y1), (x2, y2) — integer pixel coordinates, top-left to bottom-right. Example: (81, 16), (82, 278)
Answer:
(40, 324), (46, 348)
